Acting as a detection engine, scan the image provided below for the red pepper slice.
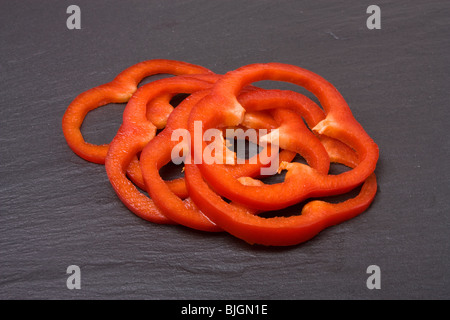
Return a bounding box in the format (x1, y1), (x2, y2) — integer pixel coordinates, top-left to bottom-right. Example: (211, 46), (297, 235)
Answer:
(62, 59), (213, 164)
(105, 72), (300, 230)
(139, 90), (306, 231)
(184, 145), (377, 246)
(144, 84), (376, 246)
(187, 63), (379, 210)
(104, 74), (217, 225)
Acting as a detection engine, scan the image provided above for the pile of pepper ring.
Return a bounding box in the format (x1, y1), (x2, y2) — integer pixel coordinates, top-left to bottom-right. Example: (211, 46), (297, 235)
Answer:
(62, 59), (379, 246)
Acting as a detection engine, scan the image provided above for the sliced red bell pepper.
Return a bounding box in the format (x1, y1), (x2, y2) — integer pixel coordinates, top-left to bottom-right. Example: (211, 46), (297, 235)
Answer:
(63, 60), (379, 246)
(187, 63), (379, 210)
(104, 74), (217, 225)
(62, 59), (213, 164)
(106, 72), (299, 230)
(184, 144), (377, 246)
(139, 90), (303, 231)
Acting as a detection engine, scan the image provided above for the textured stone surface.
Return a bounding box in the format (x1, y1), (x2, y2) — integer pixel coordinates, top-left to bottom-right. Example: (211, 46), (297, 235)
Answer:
(0, 0), (449, 299)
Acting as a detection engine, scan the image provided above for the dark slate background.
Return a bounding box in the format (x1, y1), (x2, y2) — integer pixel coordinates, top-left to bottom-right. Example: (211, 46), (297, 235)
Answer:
(0, 0), (448, 300)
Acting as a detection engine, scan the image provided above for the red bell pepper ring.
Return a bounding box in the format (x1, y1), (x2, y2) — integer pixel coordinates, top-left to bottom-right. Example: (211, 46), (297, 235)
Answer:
(139, 90), (240, 231)
(62, 59), (213, 164)
(188, 62), (379, 210)
(182, 88), (376, 245)
(184, 141), (377, 246)
(139, 90), (304, 231)
(106, 72), (298, 230)
(104, 74), (218, 226)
